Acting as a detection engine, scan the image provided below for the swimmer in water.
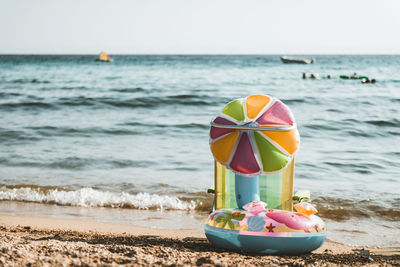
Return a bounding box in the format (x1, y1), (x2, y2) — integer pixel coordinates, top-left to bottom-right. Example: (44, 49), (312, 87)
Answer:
(362, 78), (376, 84)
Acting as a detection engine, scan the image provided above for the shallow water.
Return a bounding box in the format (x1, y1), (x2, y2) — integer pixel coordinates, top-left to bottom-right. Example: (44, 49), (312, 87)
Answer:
(0, 55), (399, 247)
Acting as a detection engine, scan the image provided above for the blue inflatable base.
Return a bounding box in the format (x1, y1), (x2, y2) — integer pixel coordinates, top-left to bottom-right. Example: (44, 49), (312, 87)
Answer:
(205, 224), (326, 255)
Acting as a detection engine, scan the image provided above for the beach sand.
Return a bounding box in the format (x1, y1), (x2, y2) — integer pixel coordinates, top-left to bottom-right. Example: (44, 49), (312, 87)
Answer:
(0, 214), (399, 266)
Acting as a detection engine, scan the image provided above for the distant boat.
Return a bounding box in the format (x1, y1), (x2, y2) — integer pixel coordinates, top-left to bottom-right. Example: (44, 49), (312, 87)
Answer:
(95, 51), (112, 62)
(340, 74), (369, 80)
(280, 56), (315, 64)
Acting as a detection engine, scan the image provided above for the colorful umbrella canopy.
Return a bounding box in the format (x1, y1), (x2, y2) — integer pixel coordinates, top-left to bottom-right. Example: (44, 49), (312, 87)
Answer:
(209, 94), (300, 176)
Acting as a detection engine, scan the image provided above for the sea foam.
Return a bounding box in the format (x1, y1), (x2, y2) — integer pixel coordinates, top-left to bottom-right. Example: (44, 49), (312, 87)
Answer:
(0, 186), (197, 211)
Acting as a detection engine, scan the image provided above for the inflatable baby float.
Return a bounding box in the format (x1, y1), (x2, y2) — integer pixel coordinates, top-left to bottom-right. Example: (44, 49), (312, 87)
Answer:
(205, 94), (326, 254)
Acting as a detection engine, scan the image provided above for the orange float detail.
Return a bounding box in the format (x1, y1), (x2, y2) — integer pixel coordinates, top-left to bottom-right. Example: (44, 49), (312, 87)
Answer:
(260, 129), (299, 155)
(246, 95), (271, 119)
(210, 131), (240, 163)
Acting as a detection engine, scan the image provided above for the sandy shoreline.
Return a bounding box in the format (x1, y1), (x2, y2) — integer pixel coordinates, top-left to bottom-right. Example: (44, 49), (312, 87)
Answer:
(0, 214), (399, 266)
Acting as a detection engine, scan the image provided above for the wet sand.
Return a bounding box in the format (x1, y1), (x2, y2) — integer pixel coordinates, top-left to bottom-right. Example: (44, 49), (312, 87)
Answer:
(0, 214), (399, 266)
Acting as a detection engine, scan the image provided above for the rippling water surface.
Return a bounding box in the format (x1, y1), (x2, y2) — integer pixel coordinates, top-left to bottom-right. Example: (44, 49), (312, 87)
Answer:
(0, 55), (399, 247)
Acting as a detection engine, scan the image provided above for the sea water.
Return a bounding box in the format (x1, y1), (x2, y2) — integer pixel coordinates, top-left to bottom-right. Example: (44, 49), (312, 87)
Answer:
(0, 55), (399, 248)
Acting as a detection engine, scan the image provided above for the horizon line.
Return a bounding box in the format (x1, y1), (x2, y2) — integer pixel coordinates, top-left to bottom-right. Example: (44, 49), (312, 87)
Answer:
(1, 53), (400, 56)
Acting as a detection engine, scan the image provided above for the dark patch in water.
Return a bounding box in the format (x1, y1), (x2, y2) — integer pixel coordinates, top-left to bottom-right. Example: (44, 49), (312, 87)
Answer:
(111, 87), (145, 93)
(60, 86), (88, 90)
(388, 131), (400, 136)
(105, 76), (122, 80)
(109, 160), (155, 168)
(10, 79), (50, 84)
(0, 157), (89, 170)
(345, 130), (376, 138)
(42, 157), (90, 170)
(0, 128), (39, 143)
(365, 119), (400, 127)
(281, 98), (306, 104)
(324, 161), (384, 170)
(375, 209), (400, 221)
(0, 102), (53, 109)
(342, 118), (359, 124)
(360, 100), (374, 106)
(0, 92), (22, 97)
(326, 108), (344, 113)
(57, 96), (97, 107)
(303, 123), (339, 131)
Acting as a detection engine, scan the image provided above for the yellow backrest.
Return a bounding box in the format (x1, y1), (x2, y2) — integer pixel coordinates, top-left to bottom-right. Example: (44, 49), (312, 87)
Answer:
(214, 159), (294, 211)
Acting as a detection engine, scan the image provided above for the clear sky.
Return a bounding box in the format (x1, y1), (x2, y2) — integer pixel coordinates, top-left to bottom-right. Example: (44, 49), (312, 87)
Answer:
(1, 0), (400, 54)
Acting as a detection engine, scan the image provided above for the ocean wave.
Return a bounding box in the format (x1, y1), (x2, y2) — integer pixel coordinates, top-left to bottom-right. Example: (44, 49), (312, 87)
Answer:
(0, 185), (398, 219)
(282, 97), (323, 105)
(0, 92), (22, 98)
(61, 94), (224, 108)
(0, 157), (91, 170)
(0, 186), (199, 211)
(280, 98), (306, 104)
(102, 95), (221, 108)
(0, 94), (225, 111)
(0, 157), (156, 170)
(16, 123), (206, 140)
(365, 119), (400, 127)
(26, 126), (140, 137)
(302, 123), (339, 131)
(0, 123), (207, 144)
(314, 196), (400, 222)
(9, 79), (50, 84)
(323, 161), (384, 170)
(326, 108), (344, 113)
(388, 79), (400, 83)
(344, 129), (379, 138)
(302, 118), (399, 137)
(388, 131), (400, 136)
(110, 87), (145, 93)
(0, 102), (53, 109)
(0, 128), (39, 143)
(59, 86), (88, 90)
(120, 122), (209, 130)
